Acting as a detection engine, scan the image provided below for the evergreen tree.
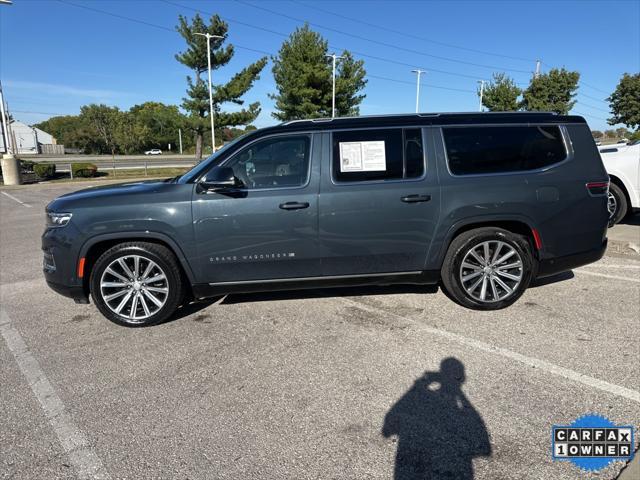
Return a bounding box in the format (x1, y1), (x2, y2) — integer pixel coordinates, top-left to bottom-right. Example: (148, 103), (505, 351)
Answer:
(271, 24), (367, 121)
(480, 73), (521, 111)
(175, 14), (267, 158)
(334, 51), (367, 117)
(520, 68), (580, 115)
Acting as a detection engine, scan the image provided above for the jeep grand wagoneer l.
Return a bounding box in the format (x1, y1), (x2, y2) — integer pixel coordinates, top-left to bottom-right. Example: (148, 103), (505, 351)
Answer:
(43, 113), (609, 326)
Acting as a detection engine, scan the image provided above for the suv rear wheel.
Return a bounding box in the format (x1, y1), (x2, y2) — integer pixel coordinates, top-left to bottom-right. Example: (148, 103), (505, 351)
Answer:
(90, 242), (184, 327)
(441, 227), (534, 310)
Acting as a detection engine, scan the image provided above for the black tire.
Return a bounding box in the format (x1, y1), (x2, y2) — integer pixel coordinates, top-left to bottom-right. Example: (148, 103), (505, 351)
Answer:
(608, 182), (628, 227)
(440, 227), (534, 310)
(90, 242), (184, 327)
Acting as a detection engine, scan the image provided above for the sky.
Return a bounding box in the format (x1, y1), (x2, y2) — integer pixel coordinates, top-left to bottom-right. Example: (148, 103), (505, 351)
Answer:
(1, 0), (639, 132)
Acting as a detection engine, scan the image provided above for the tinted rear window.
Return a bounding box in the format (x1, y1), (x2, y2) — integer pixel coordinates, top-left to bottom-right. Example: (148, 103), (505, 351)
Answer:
(443, 126), (566, 175)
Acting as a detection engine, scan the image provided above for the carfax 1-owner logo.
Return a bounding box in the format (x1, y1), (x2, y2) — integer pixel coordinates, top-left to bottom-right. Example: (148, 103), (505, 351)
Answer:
(552, 414), (635, 472)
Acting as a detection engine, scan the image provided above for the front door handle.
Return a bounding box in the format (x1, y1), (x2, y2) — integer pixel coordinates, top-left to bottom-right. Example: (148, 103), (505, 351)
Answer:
(401, 194), (431, 203)
(279, 201), (310, 210)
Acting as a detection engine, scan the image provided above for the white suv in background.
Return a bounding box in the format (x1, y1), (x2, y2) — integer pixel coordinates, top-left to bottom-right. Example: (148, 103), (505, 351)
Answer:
(599, 142), (640, 225)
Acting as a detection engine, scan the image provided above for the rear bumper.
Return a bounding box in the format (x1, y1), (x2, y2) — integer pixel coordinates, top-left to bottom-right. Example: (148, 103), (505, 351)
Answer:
(536, 239), (607, 278)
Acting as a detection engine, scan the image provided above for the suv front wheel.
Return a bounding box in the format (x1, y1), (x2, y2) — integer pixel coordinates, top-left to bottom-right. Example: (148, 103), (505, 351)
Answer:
(441, 227), (534, 310)
(90, 242), (184, 326)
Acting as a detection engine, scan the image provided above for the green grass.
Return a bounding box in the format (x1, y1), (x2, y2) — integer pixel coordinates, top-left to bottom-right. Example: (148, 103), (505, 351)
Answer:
(44, 167), (191, 183)
(103, 167), (190, 178)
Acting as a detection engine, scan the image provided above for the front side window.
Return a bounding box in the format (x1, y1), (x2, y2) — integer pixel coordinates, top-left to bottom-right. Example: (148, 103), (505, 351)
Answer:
(226, 135), (310, 189)
(332, 128), (425, 182)
(443, 126), (566, 176)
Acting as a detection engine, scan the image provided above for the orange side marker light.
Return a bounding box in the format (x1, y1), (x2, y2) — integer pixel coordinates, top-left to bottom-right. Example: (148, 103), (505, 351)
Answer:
(77, 257), (86, 278)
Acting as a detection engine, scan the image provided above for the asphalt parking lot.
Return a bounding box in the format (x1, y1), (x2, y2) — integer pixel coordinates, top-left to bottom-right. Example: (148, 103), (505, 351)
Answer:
(1, 181), (639, 480)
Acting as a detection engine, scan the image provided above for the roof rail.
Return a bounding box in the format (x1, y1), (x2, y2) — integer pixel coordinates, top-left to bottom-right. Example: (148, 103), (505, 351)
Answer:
(279, 111), (559, 126)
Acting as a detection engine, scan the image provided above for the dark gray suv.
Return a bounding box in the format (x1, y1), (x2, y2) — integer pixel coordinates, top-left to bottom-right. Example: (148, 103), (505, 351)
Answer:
(43, 112), (609, 326)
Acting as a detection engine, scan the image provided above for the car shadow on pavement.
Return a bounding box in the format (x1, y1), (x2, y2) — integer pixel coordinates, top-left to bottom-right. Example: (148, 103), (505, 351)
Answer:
(620, 213), (640, 226)
(219, 284), (440, 304)
(166, 272), (575, 324)
(382, 358), (491, 480)
(160, 285), (439, 324)
(529, 270), (575, 288)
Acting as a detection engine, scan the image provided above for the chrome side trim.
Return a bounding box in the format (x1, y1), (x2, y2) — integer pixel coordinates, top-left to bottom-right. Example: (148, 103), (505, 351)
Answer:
(208, 270), (422, 286)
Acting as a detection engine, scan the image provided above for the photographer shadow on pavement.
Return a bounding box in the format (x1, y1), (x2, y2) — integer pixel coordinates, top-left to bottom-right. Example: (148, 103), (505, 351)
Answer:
(382, 358), (491, 480)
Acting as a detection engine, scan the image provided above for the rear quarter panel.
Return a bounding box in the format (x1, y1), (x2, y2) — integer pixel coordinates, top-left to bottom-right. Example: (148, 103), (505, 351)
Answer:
(426, 124), (608, 269)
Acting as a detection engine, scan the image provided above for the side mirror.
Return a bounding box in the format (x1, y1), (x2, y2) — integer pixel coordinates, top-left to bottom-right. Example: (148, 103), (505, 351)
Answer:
(200, 166), (242, 192)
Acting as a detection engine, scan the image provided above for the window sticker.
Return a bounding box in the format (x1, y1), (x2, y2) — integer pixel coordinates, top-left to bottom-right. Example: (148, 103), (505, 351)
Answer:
(339, 141), (386, 172)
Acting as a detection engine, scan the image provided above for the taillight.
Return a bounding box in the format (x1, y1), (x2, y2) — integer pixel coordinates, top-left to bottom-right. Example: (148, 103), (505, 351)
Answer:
(586, 181), (609, 195)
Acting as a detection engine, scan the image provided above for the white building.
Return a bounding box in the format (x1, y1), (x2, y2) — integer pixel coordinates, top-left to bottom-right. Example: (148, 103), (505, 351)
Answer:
(1, 120), (58, 155)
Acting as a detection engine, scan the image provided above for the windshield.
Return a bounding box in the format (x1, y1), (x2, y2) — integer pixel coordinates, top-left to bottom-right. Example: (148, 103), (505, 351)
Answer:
(177, 132), (253, 183)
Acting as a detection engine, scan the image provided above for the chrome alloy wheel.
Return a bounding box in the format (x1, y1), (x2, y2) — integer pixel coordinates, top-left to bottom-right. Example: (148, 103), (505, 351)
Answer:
(99, 255), (169, 323)
(607, 191), (617, 219)
(459, 240), (523, 303)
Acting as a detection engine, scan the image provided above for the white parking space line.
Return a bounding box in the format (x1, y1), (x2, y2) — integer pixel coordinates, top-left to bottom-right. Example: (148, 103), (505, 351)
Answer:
(0, 309), (110, 480)
(1, 191), (32, 208)
(582, 265), (640, 269)
(574, 269), (640, 283)
(342, 298), (640, 403)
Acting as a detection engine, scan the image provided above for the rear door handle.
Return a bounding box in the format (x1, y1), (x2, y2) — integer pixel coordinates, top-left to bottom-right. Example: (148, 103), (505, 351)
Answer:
(401, 194), (431, 203)
(279, 201), (310, 210)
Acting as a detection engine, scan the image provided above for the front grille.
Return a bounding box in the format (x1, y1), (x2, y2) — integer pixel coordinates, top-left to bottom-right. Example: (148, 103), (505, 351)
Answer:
(43, 249), (56, 272)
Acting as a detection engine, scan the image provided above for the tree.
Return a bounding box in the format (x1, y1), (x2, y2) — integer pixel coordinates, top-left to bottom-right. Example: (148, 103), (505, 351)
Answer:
(480, 73), (521, 111)
(34, 115), (95, 152)
(607, 73), (640, 129)
(114, 112), (151, 155)
(334, 51), (367, 117)
(270, 24), (366, 121)
(129, 102), (186, 152)
(615, 127), (630, 139)
(176, 13), (267, 159)
(79, 104), (122, 155)
(520, 68), (580, 114)
(591, 130), (603, 139)
(604, 129), (617, 139)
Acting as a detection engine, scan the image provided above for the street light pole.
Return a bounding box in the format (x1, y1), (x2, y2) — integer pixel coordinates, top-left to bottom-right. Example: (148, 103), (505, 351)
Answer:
(0, 81), (10, 155)
(326, 53), (344, 118)
(411, 69), (426, 113)
(478, 80), (486, 112)
(195, 32), (223, 153)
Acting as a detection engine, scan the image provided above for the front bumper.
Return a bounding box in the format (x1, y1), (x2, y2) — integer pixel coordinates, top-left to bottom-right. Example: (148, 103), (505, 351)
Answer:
(42, 223), (87, 303)
(536, 239), (607, 278)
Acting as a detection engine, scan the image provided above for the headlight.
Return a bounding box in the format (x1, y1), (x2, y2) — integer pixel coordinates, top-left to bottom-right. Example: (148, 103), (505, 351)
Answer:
(46, 212), (73, 228)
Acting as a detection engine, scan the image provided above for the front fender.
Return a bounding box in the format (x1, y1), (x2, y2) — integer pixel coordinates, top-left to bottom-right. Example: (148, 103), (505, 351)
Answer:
(79, 230), (196, 284)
